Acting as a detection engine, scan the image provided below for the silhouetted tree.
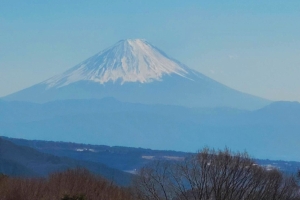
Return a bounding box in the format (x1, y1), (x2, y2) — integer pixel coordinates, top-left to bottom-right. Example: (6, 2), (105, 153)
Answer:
(133, 148), (300, 200)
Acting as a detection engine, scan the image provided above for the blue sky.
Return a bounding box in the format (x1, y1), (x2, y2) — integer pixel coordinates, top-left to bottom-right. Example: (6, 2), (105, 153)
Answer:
(1, 0), (299, 101)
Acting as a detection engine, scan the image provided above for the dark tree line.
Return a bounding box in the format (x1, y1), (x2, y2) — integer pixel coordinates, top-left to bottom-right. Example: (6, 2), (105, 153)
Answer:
(133, 148), (300, 200)
(0, 168), (132, 200)
(1, 148), (299, 200)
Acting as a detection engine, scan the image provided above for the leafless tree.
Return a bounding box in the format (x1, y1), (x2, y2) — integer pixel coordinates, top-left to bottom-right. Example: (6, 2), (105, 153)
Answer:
(0, 168), (133, 200)
(133, 148), (300, 200)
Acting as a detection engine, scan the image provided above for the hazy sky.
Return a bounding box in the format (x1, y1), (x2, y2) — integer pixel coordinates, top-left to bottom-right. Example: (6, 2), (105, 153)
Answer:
(1, 1), (299, 101)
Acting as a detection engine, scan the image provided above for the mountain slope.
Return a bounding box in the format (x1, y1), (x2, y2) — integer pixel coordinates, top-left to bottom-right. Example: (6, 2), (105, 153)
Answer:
(0, 99), (299, 161)
(3, 39), (270, 110)
(5, 137), (300, 175)
(0, 137), (132, 185)
(45, 39), (190, 86)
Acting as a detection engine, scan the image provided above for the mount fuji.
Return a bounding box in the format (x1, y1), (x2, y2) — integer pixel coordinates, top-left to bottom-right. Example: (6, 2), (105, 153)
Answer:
(3, 39), (270, 110)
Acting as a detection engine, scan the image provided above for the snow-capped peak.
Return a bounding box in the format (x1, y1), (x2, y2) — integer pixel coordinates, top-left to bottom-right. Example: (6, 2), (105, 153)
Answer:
(44, 39), (191, 88)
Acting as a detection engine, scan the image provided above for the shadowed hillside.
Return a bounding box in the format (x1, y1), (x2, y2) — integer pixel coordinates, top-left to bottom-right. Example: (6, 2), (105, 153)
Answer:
(0, 138), (132, 186)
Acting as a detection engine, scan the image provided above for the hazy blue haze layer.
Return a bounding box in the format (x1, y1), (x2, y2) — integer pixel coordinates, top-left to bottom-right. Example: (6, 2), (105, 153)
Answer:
(0, 99), (299, 161)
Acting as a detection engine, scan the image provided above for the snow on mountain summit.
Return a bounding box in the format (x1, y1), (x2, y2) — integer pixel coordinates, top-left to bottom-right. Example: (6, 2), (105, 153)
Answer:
(44, 39), (191, 88)
(3, 39), (271, 109)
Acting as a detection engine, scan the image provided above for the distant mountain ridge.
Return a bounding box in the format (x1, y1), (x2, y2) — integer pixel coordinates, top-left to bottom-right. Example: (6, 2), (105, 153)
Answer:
(3, 39), (270, 110)
(0, 137), (132, 185)
(0, 99), (299, 161)
(4, 136), (300, 175)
